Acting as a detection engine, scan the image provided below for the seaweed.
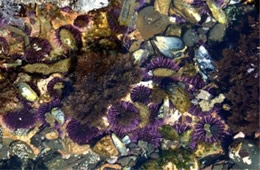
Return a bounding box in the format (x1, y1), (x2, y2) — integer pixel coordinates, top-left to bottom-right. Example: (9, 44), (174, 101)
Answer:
(214, 15), (259, 135)
(62, 51), (141, 126)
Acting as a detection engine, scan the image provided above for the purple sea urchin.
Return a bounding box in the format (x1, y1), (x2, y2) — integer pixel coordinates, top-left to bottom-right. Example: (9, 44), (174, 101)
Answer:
(108, 101), (140, 136)
(130, 85), (151, 104)
(173, 123), (191, 134)
(66, 119), (101, 145)
(55, 24), (82, 50)
(188, 104), (214, 117)
(0, 36), (9, 55)
(37, 99), (62, 127)
(47, 77), (65, 98)
(24, 37), (52, 63)
(131, 119), (163, 147)
(3, 105), (37, 130)
(146, 57), (179, 77)
(193, 116), (227, 143)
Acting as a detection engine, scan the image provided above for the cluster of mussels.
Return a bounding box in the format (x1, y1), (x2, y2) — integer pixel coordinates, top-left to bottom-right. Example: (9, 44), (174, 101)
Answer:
(0, 0), (259, 169)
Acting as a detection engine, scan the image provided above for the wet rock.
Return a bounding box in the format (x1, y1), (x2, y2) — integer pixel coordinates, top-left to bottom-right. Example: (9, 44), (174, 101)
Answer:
(98, 163), (122, 170)
(171, 0), (201, 24)
(0, 147), (9, 160)
(194, 143), (223, 159)
(209, 23), (227, 42)
(34, 151), (65, 170)
(206, 0), (228, 25)
(9, 140), (34, 160)
(154, 0), (171, 15)
(22, 58), (71, 75)
(42, 138), (63, 151)
(117, 156), (136, 167)
(161, 139), (180, 150)
(71, 151), (101, 170)
(229, 139), (260, 169)
(183, 29), (199, 47)
(93, 135), (119, 159)
(165, 24), (182, 37)
(30, 127), (54, 148)
(150, 152), (160, 159)
(136, 6), (169, 40)
(0, 155), (24, 170)
(202, 17), (217, 29)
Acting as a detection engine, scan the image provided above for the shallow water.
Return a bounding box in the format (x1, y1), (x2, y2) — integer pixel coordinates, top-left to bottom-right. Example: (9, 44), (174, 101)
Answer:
(0, 0), (259, 169)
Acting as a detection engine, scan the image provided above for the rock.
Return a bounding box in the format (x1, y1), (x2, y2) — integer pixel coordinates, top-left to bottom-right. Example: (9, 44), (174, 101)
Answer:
(71, 152), (101, 170)
(154, 0), (171, 15)
(0, 147), (9, 160)
(117, 156), (136, 167)
(93, 135), (119, 159)
(45, 130), (59, 140)
(165, 24), (182, 37)
(136, 6), (169, 40)
(42, 139), (63, 151)
(229, 139), (260, 169)
(97, 163), (122, 170)
(22, 58), (71, 75)
(209, 23), (226, 42)
(183, 29), (199, 47)
(9, 140), (34, 160)
(194, 143), (223, 159)
(34, 151), (65, 170)
(150, 152), (160, 159)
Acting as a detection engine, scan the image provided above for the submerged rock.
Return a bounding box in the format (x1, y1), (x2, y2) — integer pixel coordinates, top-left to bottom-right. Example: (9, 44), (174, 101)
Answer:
(229, 139), (260, 169)
(209, 23), (227, 42)
(136, 6), (169, 40)
(22, 58), (71, 75)
(93, 135), (119, 159)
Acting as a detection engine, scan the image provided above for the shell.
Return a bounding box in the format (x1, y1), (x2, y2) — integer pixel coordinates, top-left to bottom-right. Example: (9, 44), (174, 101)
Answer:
(194, 46), (215, 81)
(51, 107), (65, 125)
(17, 82), (38, 102)
(152, 36), (185, 58)
(111, 133), (128, 156)
(171, 0), (201, 24)
(206, 0), (228, 25)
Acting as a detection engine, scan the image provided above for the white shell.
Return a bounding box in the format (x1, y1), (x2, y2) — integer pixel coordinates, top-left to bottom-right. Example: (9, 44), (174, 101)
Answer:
(111, 134), (128, 156)
(18, 82), (38, 102)
(51, 108), (65, 125)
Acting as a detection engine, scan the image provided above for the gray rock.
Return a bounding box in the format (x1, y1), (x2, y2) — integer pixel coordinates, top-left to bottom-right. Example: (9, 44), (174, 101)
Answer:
(9, 140), (34, 160)
(183, 29), (199, 47)
(117, 156), (136, 167)
(150, 152), (160, 159)
(229, 139), (260, 169)
(42, 139), (63, 151)
(209, 24), (226, 42)
(0, 147), (9, 159)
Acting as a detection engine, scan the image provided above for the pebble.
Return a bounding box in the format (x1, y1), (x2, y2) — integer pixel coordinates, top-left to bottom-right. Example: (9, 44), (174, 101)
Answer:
(183, 29), (199, 47)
